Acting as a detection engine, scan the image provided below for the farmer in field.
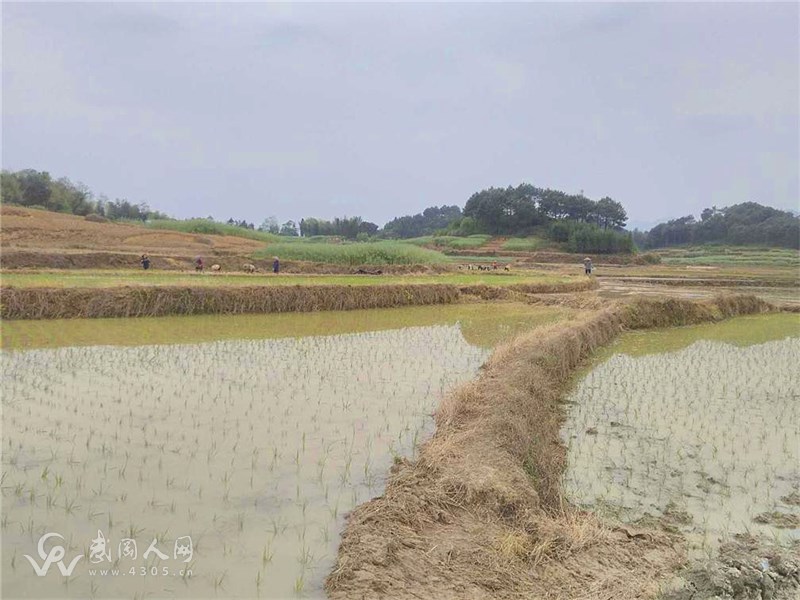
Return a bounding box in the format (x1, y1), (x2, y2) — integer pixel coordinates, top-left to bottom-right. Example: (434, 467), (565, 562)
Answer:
(195, 256), (204, 271)
(584, 257), (593, 275)
(140, 254), (151, 270)
(272, 256), (280, 274)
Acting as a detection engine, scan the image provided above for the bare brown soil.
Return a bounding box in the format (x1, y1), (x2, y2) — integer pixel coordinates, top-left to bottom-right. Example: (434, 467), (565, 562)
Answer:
(660, 535), (799, 600)
(0, 205), (264, 256)
(479, 237), (510, 253)
(0, 207), (468, 273)
(326, 296), (773, 600)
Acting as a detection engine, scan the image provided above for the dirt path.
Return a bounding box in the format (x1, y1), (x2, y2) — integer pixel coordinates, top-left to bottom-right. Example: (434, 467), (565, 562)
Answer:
(480, 237), (508, 252)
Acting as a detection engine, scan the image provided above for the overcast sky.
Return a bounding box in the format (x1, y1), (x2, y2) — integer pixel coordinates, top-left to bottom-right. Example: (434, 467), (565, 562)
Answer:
(3, 2), (798, 228)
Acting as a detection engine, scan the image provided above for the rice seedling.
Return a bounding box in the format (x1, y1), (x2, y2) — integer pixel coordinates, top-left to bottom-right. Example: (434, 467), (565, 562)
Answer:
(261, 541), (274, 565)
(0, 305), (551, 598)
(212, 571), (227, 591)
(293, 573), (305, 595)
(562, 325), (800, 558)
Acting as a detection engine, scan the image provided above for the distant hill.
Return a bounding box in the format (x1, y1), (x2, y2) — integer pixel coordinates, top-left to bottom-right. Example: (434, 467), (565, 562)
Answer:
(635, 202), (799, 249)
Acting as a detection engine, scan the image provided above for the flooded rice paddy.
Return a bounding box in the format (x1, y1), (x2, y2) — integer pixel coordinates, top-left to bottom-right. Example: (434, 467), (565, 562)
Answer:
(562, 313), (800, 555)
(1, 303), (571, 599)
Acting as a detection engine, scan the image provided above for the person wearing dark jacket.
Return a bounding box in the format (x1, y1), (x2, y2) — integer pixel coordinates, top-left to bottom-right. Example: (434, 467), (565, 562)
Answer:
(272, 257), (280, 274)
(140, 254), (151, 270)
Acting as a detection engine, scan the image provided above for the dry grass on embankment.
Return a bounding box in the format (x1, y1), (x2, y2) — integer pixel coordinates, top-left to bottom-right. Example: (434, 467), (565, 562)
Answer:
(326, 295), (773, 600)
(0, 280), (596, 320)
(0, 284), (462, 320)
(459, 278), (598, 300)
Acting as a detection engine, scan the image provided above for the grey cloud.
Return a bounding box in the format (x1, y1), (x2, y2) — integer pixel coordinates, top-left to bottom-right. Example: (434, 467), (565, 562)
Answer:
(2, 2), (797, 225)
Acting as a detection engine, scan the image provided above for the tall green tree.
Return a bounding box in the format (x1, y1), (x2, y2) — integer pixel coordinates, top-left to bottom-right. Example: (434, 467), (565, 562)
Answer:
(595, 197), (627, 229)
(382, 205), (461, 238)
(463, 184), (544, 234)
(280, 220), (299, 236)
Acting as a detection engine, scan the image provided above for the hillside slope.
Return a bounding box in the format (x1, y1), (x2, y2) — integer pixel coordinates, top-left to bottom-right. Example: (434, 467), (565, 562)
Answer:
(1, 205), (264, 257)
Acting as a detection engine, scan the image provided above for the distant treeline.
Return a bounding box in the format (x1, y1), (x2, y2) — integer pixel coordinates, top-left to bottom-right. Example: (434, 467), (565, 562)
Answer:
(382, 206), (463, 238)
(0, 170), (633, 252)
(1, 169), (169, 221)
(635, 203), (800, 249)
(299, 217), (379, 239)
(5, 168), (796, 252)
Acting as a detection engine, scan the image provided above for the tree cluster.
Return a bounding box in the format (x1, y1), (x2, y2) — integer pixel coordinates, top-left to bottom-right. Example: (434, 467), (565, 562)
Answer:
(98, 198), (168, 221)
(461, 184), (627, 235)
(226, 218), (256, 230)
(1, 169), (168, 221)
(638, 202), (799, 249)
(382, 206), (462, 238)
(299, 217), (378, 240)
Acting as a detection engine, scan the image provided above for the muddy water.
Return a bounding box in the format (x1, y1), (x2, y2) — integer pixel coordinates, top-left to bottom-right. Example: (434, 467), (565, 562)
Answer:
(1, 304), (571, 599)
(1, 303), (569, 351)
(562, 314), (800, 555)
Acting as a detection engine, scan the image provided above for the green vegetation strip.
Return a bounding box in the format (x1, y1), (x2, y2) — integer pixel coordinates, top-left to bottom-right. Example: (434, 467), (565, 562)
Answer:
(0, 270), (566, 288)
(145, 218), (280, 242)
(254, 241), (448, 265)
(402, 235), (491, 249)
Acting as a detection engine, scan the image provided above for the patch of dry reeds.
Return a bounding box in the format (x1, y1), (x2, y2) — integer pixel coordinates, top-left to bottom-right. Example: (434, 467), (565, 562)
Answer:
(0, 284), (461, 320)
(623, 295), (771, 329)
